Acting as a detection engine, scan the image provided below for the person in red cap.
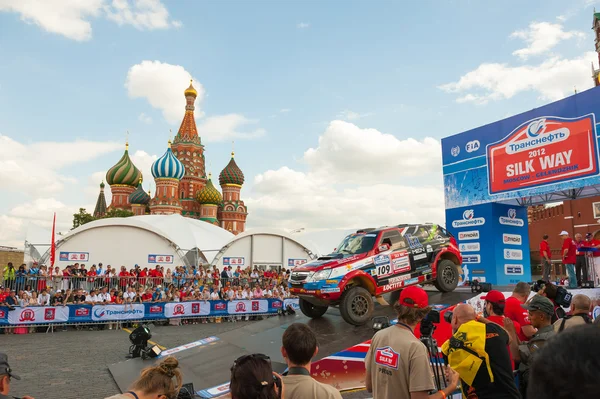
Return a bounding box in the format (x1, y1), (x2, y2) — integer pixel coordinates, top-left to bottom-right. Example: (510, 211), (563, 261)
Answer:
(481, 290), (519, 370)
(365, 286), (459, 399)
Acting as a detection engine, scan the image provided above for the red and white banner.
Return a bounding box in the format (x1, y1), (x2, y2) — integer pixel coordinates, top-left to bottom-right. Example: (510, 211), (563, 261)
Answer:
(227, 300), (269, 315)
(164, 301), (211, 318)
(488, 115), (600, 195)
(8, 306), (69, 325)
(91, 304), (145, 321)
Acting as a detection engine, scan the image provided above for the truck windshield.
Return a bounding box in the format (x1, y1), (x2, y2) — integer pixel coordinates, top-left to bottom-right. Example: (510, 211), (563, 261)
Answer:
(334, 233), (377, 255)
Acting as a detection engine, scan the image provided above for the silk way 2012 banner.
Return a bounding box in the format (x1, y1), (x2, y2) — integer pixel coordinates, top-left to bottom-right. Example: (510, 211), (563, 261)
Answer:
(442, 86), (600, 209)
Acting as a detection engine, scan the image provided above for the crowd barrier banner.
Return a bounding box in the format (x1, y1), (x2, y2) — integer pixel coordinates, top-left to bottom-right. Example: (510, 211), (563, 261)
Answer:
(0, 298), (299, 326)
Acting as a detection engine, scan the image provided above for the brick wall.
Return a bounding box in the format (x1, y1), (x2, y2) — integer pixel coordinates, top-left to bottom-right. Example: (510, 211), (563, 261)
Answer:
(0, 248), (25, 276)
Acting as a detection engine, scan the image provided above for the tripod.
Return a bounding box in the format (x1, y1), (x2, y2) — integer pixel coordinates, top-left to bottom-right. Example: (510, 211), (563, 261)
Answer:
(419, 320), (454, 398)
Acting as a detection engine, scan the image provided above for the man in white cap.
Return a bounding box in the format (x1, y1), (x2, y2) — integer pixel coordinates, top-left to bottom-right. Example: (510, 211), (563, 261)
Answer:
(560, 231), (577, 289)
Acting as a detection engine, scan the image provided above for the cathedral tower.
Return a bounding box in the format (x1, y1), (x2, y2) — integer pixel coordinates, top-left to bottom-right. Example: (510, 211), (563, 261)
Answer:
(129, 178), (151, 216)
(196, 173), (222, 225)
(93, 181), (107, 218)
(171, 80), (206, 218)
(149, 141), (185, 215)
(218, 151), (247, 234)
(105, 142), (142, 211)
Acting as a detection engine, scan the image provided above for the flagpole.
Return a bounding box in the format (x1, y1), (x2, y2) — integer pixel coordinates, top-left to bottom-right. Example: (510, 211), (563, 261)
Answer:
(50, 212), (56, 267)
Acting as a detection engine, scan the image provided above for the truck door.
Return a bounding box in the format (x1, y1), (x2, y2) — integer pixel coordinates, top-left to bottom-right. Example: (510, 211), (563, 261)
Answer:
(404, 226), (431, 273)
(377, 230), (411, 278)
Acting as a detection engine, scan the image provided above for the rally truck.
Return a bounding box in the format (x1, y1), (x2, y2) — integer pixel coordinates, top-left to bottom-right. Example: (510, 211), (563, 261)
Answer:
(288, 224), (462, 325)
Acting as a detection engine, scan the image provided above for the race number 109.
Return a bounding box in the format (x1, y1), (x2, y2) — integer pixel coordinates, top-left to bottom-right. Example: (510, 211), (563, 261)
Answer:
(377, 264), (391, 276)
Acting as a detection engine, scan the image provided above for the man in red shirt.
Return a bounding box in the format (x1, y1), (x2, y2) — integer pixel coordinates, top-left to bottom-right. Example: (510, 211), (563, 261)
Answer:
(539, 234), (551, 282)
(481, 290), (518, 369)
(504, 282), (536, 342)
(560, 231), (577, 289)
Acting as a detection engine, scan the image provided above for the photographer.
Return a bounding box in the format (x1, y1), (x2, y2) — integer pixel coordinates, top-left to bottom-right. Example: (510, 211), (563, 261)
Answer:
(442, 304), (520, 399)
(553, 294), (592, 332)
(537, 282), (564, 323)
(365, 286), (459, 399)
(515, 295), (555, 398)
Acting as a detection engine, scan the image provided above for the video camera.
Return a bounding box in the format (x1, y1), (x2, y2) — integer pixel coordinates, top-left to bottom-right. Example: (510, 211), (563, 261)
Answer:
(419, 309), (440, 338)
(469, 279), (492, 294)
(529, 280), (573, 308)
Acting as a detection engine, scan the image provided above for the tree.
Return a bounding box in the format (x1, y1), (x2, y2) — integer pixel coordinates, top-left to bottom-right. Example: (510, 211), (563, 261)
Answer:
(72, 208), (95, 228)
(103, 209), (134, 218)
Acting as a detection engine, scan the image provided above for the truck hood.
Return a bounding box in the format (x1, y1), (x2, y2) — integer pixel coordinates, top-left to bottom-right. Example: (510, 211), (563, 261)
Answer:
(292, 253), (368, 272)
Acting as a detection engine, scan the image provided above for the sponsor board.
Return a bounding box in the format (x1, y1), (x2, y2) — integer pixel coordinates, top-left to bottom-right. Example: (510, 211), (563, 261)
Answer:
(165, 302), (211, 318)
(503, 233), (522, 245)
(375, 346), (400, 369)
(223, 257), (245, 266)
(8, 306), (69, 325)
(452, 210), (485, 228)
(59, 252), (89, 262)
(227, 300), (269, 314)
(148, 254), (173, 264)
(459, 242), (480, 252)
(499, 209), (525, 227)
(284, 298), (300, 310)
(92, 304), (145, 321)
(458, 230), (480, 241)
(288, 259), (307, 267)
(463, 255), (481, 264)
(487, 115), (599, 195)
(391, 251), (410, 273)
(374, 255), (390, 266)
(505, 264), (524, 275)
(504, 249), (523, 260)
(159, 336), (220, 358)
(466, 140), (480, 153)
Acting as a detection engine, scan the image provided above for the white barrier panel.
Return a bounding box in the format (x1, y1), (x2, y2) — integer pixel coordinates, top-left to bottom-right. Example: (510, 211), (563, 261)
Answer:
(227, 299), (269, 314)
(8, 306), (69, 325)
(164, 301), (211, 318)
(284, 298), (300, 310)
(91, 304), (145, 321)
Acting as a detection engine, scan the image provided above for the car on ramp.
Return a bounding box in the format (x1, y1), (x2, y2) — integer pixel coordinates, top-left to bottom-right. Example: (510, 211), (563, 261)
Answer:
(289, 224), (462, 325)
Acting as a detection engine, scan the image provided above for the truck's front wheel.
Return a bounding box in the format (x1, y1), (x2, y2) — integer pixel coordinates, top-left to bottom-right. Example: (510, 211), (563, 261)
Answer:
(340, 286), (374, 326)
(299, 298), (328, 318)
(434, 259), (459, 292)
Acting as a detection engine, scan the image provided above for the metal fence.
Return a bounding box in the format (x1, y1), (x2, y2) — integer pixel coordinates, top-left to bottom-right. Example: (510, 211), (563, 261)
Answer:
(1, 275), (290, 294)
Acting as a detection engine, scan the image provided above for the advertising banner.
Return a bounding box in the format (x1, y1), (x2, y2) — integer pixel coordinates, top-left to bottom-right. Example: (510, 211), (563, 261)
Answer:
(288, 259), (307, 267)
(59, 252), (89, 262)
(223, 257), (245, 266)
(0, 298), (299, 326)
(442, 87), (600, 209)
(7, 306), (69, 325)
(91, 304), (145, 321)
(148, 254), (174, 264)
(227, 299), (269, 314)
(164, 301), (211, 318)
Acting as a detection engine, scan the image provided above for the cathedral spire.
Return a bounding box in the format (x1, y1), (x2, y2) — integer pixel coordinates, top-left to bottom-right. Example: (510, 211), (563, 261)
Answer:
(174, 80), (200, 145)
(93, 181), (107, 218)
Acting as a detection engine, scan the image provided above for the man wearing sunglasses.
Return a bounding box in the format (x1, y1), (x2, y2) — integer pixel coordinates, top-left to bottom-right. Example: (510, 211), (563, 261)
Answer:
(280, 323), (342, 399)
(0, 353), (35, 399)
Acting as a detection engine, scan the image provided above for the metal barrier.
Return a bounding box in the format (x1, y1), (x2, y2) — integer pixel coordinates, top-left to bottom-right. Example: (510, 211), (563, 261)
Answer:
(1, 275), (289, 293)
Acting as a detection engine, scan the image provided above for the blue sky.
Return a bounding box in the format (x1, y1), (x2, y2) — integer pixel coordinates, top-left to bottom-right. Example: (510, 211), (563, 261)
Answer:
(1, 0), (599, 246)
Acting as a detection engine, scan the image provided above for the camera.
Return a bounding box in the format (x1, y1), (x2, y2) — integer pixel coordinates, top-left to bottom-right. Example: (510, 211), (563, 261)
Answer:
(554, 286), (573, 308)
(470, 279), (492, 293)
(419, 309), (440, 338)
(443, 310), (453, 324)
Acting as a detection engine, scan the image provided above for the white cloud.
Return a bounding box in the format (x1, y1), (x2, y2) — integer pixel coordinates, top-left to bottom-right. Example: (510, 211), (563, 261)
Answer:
(125, 60), (205, 124)
(245, 120), (444, 231)
(131, 149), (158, 189)
(303, 120), (441, 183)
(511, 21), (585, 59)
(439, 51), (597, 104)
(297, 22), (310, 29)
(104, 0), (181, 30)
(0, 0), (179, 42)
(279, 108), (291, 113)
(138, 112), (152, 124)
(0, 134), (122, 196)
(197, 114), (266, 142)
(337, 110), (374, 121)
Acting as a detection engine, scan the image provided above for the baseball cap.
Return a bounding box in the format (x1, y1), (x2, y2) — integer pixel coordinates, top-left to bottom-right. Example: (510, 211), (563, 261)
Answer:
(521, 295), (554, 316)
(399, 286), (429, 309)
(0, 353), (21, 380)
(559, 231), (569, 236)
(481, 290), (505, 304)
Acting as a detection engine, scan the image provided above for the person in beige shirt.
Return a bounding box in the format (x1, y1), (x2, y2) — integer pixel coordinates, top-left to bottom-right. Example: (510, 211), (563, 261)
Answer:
(365, 286), (459, 399)
(281, 322), (342, 399)
(553, 294), (592, 332)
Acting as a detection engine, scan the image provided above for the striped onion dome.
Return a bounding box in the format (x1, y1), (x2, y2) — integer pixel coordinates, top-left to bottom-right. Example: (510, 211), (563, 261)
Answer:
(151, 141), (185, 180)
(129, 179), (151, 205)
(106, 144), (142, 186)
(196, 175), (223, 205)
(219, 152), (245, 186)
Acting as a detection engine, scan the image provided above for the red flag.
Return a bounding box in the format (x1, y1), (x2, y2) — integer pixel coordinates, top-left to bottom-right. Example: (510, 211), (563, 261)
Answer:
(50, 212), (56, 267)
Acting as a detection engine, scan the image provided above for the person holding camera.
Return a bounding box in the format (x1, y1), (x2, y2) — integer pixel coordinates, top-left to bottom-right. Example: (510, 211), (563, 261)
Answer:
(514, 295), (555, 398)
(442, 304), (520, 399)
(365, 286), (460, 399)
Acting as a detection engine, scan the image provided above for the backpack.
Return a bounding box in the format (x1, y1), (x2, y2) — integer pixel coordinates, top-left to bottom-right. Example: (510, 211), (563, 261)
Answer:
(557, 314), (592, 332)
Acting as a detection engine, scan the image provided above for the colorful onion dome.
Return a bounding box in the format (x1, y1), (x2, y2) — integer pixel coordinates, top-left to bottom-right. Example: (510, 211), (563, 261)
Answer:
(184, 80), (198, 98)
(106, 143), (142, 186)
(219, 152), (245, 186)
(129, 178), (151, 205)
(151, 141), (185, 180)
(197, 174), (223, 205)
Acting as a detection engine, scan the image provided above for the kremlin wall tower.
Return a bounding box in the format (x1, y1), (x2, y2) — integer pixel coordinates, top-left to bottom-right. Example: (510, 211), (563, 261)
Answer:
(93, 81), (248, 235)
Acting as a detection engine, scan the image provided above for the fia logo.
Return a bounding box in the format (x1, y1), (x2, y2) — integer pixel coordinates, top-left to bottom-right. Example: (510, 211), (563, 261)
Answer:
(465, 140), (480, 153)
(451, 146), (460, 157)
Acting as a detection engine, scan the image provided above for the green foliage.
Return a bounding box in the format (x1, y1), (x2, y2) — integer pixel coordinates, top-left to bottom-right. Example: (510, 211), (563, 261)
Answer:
(103, 208), (134, 218)
(72, 208), (134, 229)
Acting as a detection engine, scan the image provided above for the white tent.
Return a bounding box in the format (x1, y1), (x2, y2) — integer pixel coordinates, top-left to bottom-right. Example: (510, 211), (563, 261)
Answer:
(38, 214), (234, 268)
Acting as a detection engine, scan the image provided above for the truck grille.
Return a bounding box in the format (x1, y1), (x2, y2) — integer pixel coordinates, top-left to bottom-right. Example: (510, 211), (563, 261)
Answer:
(290, 271), (310, 284)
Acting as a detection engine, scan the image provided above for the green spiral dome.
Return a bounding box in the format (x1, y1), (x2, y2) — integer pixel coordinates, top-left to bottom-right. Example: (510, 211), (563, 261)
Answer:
(106, 146), (142, 187)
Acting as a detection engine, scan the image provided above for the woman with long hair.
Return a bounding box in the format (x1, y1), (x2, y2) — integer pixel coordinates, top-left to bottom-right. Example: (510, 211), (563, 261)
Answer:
(105, 356), (183, 399)
(230, 354), (283, 399)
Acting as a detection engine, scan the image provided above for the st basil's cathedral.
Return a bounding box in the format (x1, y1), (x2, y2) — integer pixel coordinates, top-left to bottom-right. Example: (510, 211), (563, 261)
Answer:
(92, 81), (248, 235)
